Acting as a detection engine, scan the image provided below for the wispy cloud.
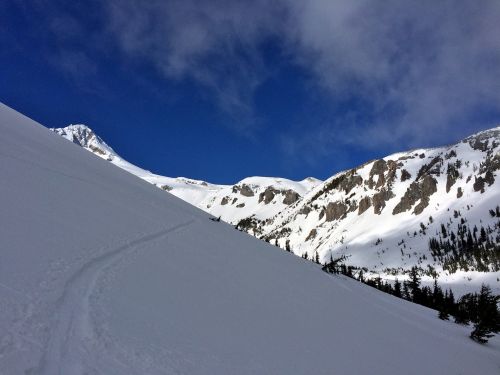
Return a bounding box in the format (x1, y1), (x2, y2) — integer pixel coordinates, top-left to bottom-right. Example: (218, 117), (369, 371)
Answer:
(25, 0), (500, 148)
(279, 1), (500, 153)
(102, 0), (500, 146)
(104, 0), (284, 133)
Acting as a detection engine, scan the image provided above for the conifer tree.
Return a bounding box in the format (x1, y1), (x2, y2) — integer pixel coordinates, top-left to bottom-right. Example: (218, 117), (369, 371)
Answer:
(438, 310), (450, 320)
(393, 278), (402, 298)
(470, 285), (500, 344)
(408, 266), (421, 303)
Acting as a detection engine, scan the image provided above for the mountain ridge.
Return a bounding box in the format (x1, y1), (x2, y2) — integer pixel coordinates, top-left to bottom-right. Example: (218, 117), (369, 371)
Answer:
(5, 102), (499, 373)
(52, 123), (500, 295)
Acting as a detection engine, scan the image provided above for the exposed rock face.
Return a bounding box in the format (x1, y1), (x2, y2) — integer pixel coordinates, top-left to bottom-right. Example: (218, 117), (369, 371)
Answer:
(358, 196), (372, 215)
(236, 203), (245, 208)
(283, 190), (300, 205)
(221, 197), (229, 205)
(446, 163), (460, 193)
(299, 205), (312, 216)
(372, 189), (394, 215)
(89, 145), (106, 155)
(311, 170), (362, 201)
(232, 184), (255, 197)
(240, 184), (254, 197)
(400, 169), (411, 182)
(457, 187), (463, 198)
(393, 175), (437, 215)
(160, 185), (172, 191)
(325, 202), (348, 221)
(305, 229), (317, 241)
(368, 159), (388, 189)
(259, 187), (278, 204)
(340, 173), (363, 194)
(386, 160), (398, 186)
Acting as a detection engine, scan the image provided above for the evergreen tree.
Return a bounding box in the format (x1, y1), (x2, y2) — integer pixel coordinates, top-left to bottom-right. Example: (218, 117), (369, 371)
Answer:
(408, 267), (421, 303)
(470, 285), (500, 344)
(358, 269), (364, 283)
(402, 282), (410, 300)
(438, 310), (450, 320)
(393, 278), (402, 298)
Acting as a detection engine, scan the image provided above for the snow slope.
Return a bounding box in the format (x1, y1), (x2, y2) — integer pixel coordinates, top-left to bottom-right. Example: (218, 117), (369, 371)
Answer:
(2, 104), (500, 373)
(52, 124), (500, 296)
(52, 124), (225, 206)
(52, 125), (321, 220)
(258, 128), (500, 294)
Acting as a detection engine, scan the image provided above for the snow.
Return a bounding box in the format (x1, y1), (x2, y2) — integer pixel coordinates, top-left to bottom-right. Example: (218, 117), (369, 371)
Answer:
(259, 132), (500, 296)
(1, 103), (500, 373)
(50, 123), (500, 298)
(51, 125), (321, 222)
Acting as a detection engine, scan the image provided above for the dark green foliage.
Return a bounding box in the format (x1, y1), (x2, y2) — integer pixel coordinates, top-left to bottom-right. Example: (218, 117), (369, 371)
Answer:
(322, 260), (500, 344)
(408, 266), (421, 302)
(428, 217), (500, 273)
(321, 254), (348, 274)
(438, 310), (449, 320)
(470, 285), (500, 344)
(393, 278), (402, 298)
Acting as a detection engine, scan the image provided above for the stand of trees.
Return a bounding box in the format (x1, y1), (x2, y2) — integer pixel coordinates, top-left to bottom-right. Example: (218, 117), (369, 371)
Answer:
(321, 260), (500, 344)
(428, 215), (500, 273)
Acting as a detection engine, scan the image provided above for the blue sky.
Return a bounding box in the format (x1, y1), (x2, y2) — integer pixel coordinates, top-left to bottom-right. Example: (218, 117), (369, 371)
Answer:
(2, 1), (500, 184)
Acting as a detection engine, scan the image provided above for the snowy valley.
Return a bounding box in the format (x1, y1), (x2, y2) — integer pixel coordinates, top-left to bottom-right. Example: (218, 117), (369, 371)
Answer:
(0, 103), (498, 373)
(52, 123), (500, 296)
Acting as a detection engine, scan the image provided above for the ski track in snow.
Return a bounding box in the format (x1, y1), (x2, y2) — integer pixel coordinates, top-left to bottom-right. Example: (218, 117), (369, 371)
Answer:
(32, 219), (196, 375)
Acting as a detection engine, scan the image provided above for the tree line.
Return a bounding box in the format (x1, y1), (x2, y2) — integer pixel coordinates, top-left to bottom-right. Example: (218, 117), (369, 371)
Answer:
(322, 259), (500, 344)
(428, 210), (500, 273)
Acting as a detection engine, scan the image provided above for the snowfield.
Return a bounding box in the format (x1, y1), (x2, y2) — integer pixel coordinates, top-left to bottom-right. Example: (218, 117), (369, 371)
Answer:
(1, 102), (499, 374)
(51, 123), (500, 297)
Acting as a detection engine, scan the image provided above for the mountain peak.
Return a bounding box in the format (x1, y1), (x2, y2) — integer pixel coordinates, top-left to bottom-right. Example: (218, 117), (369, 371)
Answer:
(51, 124), (115, 159)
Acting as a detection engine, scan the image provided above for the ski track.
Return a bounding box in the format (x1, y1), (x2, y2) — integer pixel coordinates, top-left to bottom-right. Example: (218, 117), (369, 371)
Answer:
(32, 219), (196, 375)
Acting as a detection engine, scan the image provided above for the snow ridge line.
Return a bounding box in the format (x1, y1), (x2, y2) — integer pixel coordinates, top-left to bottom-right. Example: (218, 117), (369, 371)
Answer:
(33, 219), (196, 375)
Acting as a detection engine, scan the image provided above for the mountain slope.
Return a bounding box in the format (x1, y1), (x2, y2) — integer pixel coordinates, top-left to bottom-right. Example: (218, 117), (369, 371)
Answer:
(52, 124), (500, 295)
(52, 124), (226, 205)
(258, 127), (500, 294)
(2, 103), (500, 373)
(52, 124), (321, 220)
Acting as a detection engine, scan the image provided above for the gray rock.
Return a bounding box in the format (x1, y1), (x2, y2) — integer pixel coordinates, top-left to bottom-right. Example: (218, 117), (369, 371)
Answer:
(358, 196), (372, 215)
(393, 175), (437, 215)
(325, 202), (348, 221)
(305, 229), (317, 241)
(283, 190), (300, 205)
(372, 189), (394, 215)
(400, 169), (411, 182)
(259, 187), (278, 204)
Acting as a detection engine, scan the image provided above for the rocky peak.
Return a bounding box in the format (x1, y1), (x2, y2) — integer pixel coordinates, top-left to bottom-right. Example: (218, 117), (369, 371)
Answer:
(51, 125), (115, 159)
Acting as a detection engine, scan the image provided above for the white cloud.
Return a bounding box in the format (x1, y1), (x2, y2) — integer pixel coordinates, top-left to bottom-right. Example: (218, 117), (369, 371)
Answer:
(103, 0), (500, 147)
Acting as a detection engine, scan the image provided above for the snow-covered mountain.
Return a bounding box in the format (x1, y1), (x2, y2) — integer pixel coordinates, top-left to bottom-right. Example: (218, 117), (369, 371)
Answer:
(52, 124), (500, 295)
(51, 124), (322, 221)
(2, 103), (500, 374)
(52, 125), (225, 205)
(257, 127), (500, 294)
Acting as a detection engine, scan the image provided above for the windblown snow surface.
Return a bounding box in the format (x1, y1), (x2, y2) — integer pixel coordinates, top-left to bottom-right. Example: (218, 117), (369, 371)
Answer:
(0, 103), (499, 374)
